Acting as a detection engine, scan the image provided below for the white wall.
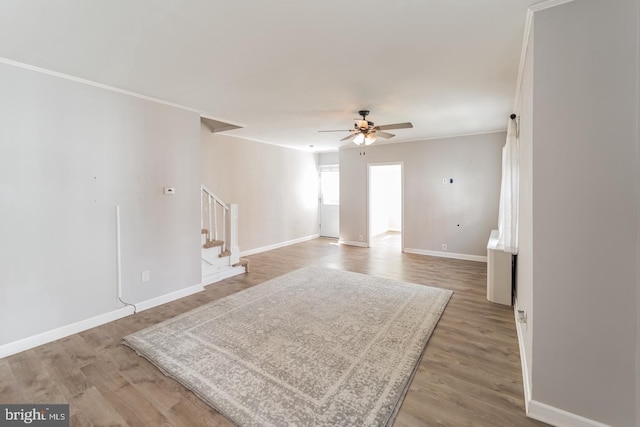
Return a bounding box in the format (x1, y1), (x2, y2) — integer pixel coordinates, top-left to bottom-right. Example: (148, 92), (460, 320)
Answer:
(516, 1), (639, 425)
(0, 62), (201, 347)
(200, 129), (319, 253)
(340, 132), (504, 256)
(318, 151), (339, 166)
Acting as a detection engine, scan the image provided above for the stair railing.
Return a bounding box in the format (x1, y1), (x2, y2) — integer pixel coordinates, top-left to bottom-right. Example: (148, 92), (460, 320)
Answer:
(201, 185), (240, 268)
(201, 185), (229, 253)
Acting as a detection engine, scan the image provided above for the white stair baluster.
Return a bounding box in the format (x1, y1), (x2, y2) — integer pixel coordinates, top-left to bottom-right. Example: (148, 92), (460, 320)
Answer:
(222, 208), (227, 253)
(230, 204), (240, 265)
(213, 198), (218, 241)
(208, 195), (213, 242)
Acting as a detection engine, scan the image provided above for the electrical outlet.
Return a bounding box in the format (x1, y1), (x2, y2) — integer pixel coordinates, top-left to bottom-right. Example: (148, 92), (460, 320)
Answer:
(441, 244), (447, 251)
(359, 235), (364, 242)
(142, 270), (150, 282)
(517, 310), (527, 324)
(517, 310), (527, 332)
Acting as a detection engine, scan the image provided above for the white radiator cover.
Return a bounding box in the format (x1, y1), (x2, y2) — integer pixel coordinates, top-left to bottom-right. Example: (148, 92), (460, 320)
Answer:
(487, 229), (513, 305)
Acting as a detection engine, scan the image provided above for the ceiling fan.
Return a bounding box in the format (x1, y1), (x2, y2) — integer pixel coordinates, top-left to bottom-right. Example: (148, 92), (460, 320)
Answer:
(319, 110), (413, 146)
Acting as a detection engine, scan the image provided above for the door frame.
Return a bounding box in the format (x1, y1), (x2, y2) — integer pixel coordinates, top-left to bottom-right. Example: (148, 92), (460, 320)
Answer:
(318, 164), (340, 238)
(367, 162), (404, 250)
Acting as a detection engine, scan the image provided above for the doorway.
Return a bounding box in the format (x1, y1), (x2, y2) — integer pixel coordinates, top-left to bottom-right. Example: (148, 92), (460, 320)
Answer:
(319, 165), (339, 238)
(368, 163), (403, 249)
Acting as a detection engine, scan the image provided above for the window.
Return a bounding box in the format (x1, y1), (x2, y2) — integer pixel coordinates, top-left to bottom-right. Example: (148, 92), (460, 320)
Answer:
(320, 169), (339, 205)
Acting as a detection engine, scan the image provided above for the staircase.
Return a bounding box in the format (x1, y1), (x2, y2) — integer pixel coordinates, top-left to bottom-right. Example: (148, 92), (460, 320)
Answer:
(201, 185), (249, 285)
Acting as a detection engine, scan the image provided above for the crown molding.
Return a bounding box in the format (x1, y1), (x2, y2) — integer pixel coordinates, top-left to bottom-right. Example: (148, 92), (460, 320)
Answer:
(0, 56), (201, 114)
(529, 0), (576, 13)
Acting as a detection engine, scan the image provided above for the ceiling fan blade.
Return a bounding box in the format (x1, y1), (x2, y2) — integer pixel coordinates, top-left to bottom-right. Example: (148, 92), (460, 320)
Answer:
(318, 129), (352, 133)
(340, 133), (358, 142)
(375, 122), (413, 131)
(376, 131), (395, 139)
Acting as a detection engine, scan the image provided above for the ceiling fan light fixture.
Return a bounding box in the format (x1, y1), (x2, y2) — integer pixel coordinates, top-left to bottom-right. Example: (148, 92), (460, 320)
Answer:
(353, 133), (365, 145)
(364, 134), (376, 145)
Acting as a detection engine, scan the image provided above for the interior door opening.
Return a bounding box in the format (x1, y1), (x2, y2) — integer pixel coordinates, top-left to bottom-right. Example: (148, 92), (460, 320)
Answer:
(319, 165), (339, 238)
(368, 163), (403, 249)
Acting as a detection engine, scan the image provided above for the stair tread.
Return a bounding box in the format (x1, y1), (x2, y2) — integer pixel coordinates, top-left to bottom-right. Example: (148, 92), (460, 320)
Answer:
(232, 258), (250, 272)
(203, 239), (224, 248)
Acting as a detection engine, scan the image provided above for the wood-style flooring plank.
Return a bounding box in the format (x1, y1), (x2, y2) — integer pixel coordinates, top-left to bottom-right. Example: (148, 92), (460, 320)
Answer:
(1, 234), (546, 426)
(0, 358), (24, 403)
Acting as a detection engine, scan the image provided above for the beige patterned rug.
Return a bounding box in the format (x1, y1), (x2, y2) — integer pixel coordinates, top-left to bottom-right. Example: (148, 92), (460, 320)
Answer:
(124, 266), (452, 426)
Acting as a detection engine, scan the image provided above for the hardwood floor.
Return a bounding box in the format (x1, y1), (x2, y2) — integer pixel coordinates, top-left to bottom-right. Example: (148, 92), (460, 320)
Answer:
(370, 230), (402, 249)
(0, 237), (547, 426)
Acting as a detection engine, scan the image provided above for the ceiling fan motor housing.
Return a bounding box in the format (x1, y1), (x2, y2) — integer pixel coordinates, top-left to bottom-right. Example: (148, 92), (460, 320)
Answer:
(356, 120), (371, 130)
(356, 110), (371, 130)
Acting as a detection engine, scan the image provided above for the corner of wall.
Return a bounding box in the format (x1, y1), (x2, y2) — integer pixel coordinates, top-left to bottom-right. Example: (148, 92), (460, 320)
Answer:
(513, 299), (531, 411)
(636, 0), (640, 422)
(636, 0), (640, 420)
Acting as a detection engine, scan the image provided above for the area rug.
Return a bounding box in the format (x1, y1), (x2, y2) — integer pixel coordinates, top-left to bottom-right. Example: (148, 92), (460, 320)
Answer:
(123, 266), (452, 426)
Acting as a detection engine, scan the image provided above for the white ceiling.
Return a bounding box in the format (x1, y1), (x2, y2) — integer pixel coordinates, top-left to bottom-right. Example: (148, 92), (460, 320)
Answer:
(0, 1), (542, 152)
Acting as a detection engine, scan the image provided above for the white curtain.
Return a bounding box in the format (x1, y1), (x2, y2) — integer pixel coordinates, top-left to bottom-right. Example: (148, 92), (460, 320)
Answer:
(496, 117), (519, 254)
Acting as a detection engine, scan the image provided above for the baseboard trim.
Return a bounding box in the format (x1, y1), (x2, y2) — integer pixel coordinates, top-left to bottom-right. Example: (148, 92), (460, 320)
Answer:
(339, 240), (368, 248)
(0, 283), (204, 359)
(514, 301), (611, 427)
(0, 306), (133, 359)
(240, 234), (319, 257)
(134, 283), (204, 313)
(202, 265), (246, 287)
(403, 248), (487, 263)
(527, 400), (611, 427)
